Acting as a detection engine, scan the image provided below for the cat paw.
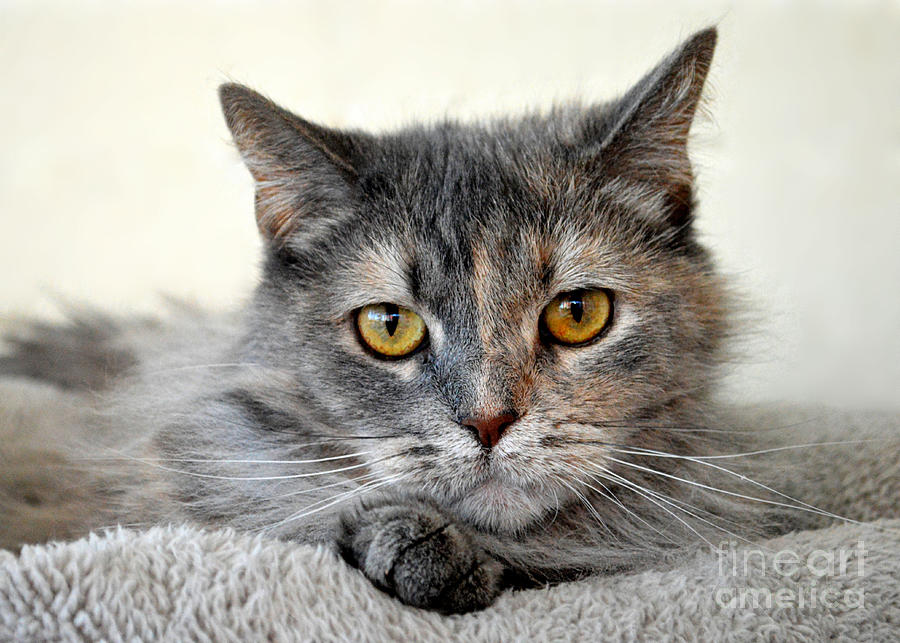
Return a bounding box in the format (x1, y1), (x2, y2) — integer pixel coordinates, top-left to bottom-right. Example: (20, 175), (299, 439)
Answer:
(337, 496), (504, 613)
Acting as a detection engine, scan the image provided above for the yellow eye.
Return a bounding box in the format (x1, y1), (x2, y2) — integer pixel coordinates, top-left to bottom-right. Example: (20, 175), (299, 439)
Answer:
(542, 289), (612, 345)
(356, 303), (427, 358)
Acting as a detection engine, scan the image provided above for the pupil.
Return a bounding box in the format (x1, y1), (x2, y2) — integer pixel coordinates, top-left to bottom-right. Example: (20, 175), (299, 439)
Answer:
(569, 292), (584, 324)
(383, 303), (400, 336)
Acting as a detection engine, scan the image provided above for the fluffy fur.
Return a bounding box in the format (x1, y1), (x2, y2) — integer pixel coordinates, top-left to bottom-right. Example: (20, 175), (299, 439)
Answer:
(3, 28), (881, 613)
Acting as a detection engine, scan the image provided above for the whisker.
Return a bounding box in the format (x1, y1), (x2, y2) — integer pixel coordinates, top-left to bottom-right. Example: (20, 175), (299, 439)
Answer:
(563, 463), (678, 545)
(550, 474), (616, 538)
(611, 440), (886, 461)
(594, 467), (715, 548)
(546, 436), (888, 461)
(152, 458), (387, 482)
(591, 464), (764, 550)
(267, 471), (379, 501)
(74, 451), (374, 465)
(265, 472), (408, 531)
(571, 416), (824, 435)
(617, 446), (900, 536)
(88, 445), (398, 482)
(547, 486), (561, 528)
(574, 459), (746, 531)
(603, 455), (887, 529)
(205, 471), (382, 513)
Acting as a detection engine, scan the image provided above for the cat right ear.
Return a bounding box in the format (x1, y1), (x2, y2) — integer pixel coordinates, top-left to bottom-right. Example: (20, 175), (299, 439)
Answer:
(219, 83), (366, 243)
(581, 28), (717, 229)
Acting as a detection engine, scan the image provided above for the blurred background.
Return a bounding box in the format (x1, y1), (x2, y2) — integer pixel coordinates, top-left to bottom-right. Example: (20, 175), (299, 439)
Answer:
(1, 0), (897, 409)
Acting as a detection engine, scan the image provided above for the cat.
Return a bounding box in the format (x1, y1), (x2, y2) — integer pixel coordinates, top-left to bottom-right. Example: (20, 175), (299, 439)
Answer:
(2, 26), (868, 613)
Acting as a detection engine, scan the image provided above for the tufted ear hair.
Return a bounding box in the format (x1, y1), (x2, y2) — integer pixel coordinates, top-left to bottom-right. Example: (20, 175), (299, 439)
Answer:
(584, 27), (717, 229)
(219, 83), (369, 243)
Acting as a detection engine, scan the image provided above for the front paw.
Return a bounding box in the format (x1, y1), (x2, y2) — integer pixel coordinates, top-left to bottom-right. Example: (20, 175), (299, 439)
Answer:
(337, 496), (503, 613)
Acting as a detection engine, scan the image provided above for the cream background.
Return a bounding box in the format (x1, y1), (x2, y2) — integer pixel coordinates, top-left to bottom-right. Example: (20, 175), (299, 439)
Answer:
(1, 1), (897, 409)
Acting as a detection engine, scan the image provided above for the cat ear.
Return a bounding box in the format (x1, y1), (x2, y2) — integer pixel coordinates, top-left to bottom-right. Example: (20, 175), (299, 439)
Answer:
(219, 83), (365, 242)
(590, 27), (717, 227)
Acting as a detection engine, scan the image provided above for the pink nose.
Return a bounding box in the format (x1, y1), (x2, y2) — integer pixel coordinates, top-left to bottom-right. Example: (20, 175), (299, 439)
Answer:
(461, 412), (518, 449)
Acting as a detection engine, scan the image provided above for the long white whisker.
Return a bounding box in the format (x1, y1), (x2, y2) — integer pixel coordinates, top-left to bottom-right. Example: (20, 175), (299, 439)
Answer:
(619, 440), (885, 461)
(607, 444), (884, 525)
(564, 463), (677, 545)
(210, 472), (381, 513)
(593, 465), (764, 550)
(94, 446), (394, 481)
(270, 471), (378, 500)
(156, 458), (385, 482)
(594, 467), (715, 548)
(604, 455), (880, 528)
(76, 451), (373, 465)
(267, 473), (408, 531)
(551, 474), (616, 538)
(259, 481), (380, 533)
(578, 416), (824, 435)
(603, 443), (900, 531)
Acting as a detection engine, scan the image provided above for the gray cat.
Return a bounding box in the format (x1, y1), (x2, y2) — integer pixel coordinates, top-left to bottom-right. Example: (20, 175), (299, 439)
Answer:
(2, 27), (866, 613)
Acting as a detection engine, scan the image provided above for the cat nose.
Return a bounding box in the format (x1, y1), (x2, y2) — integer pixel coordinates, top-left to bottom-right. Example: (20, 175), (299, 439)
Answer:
(460, 411), (518, 450)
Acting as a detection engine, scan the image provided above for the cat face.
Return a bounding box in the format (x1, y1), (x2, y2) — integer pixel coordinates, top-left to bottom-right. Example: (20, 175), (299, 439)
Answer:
(223, 28), (725, 533)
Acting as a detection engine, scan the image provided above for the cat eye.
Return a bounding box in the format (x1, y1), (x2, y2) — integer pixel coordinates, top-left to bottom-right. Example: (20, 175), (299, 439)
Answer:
(356, 303), (427, 358)
(541, 289), (612, 346)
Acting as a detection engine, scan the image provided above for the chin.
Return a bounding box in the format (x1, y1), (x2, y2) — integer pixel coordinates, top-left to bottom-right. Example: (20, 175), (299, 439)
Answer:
(450, 479), (551, 534)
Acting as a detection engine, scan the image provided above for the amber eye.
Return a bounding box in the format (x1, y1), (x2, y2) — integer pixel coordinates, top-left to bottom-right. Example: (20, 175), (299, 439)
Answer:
(541, 289), (612, 345)
(356, 303), (427, 358)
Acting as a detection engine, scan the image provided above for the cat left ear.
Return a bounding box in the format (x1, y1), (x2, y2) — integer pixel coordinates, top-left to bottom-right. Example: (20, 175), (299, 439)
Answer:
(590, 27), (717, 228)
(219, 83), (366, 243)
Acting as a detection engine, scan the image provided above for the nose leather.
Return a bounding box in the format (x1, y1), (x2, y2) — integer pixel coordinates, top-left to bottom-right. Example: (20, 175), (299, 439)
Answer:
(461, 412), (518, 449)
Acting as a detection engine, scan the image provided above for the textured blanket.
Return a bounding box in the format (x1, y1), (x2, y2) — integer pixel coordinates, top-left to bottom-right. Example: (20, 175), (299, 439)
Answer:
(2, 521), (898, 641)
